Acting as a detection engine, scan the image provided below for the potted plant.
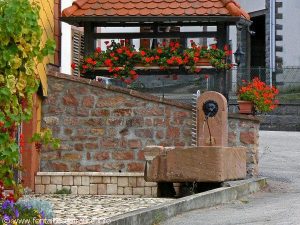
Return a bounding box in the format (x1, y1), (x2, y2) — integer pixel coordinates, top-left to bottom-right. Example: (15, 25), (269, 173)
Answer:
(238, 77), (279, 114)
(183, 41), (233, 72)
(140, 41), (183, 70)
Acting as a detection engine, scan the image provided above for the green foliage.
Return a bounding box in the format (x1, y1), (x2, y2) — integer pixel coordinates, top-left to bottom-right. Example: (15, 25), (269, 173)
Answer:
(0, 0), (55, 196)
(54, 188), (71, 195)
(31, 128), (61, 150)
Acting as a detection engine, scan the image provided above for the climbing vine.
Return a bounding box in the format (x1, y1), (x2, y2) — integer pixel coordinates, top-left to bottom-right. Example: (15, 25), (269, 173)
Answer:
(0, 0), (55, 195)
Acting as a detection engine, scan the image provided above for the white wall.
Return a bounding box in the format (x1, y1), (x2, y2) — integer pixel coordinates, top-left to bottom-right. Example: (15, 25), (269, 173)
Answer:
(282, 0), (300, 66)
(236, 0), (265, 12)
(60, 0), (73, 75)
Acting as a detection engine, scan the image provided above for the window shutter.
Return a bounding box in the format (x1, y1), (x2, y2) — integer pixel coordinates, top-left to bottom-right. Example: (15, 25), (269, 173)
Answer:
(140, 27), (151, 49)
(71, 28), (84, 76)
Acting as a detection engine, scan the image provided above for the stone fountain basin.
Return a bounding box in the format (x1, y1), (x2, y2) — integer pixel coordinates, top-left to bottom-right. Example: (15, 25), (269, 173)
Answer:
(144, 146), (247, 183)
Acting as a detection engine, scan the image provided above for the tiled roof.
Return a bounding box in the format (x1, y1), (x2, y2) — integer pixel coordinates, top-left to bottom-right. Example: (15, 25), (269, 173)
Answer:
(62, 0), (250, 20)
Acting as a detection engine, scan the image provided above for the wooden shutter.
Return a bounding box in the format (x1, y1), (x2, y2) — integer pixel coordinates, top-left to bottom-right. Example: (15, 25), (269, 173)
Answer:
(71, 27), (84, 76)
(140, 27), (151, 49)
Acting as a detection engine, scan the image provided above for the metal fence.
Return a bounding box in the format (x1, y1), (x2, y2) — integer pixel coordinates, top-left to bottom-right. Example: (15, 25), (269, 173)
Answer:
(130, 67), (300, 104)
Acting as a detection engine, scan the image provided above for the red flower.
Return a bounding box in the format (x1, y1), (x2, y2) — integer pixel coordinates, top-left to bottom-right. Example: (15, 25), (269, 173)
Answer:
(71, 63), (76, 70)
(95, 47), (101, 53)
(211, 44), (217, 50)
(110, 53), (115, 57)
(162, 41), (166, 46)
(82, 64), (88, 69)
(140, 51), (146, 57)
(104, 59), (113, 66)
(195, 68), (201, 73)
(124, 79), (132, 84)
(167, 59), (173, 65)
(157, 48), (163, 54)
(224, 45), (229, 51)
(205, 74), (209, 79)
(117, 48), (123, 54)
(129, 70), (136, 75)
(145, 57), (151, 63)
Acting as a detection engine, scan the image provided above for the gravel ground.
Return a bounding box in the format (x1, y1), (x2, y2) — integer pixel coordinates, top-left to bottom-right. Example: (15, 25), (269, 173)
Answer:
(20, 194), (172, 224)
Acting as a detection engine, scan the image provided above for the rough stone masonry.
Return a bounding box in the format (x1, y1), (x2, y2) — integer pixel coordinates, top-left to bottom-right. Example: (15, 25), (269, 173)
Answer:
(41, 71), (260, 176)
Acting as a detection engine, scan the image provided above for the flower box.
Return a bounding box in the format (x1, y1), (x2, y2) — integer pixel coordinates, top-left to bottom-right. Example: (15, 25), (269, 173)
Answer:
(238, 100), (254, 114)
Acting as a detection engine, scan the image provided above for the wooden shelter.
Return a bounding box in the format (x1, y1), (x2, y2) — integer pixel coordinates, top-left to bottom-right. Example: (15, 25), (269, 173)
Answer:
(61, 0), (252, 96)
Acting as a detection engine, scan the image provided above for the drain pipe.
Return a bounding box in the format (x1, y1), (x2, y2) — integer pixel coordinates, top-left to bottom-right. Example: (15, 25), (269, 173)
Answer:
(269, 0), (276, 87)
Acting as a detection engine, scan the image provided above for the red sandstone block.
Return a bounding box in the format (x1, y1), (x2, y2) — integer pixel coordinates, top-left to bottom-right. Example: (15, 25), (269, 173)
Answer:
(86, 152), (91, 160)
(126, 117), (144, 127)
(64, 128), (73, 135)
(94, 152), (110, 160)
(155, 130), (165, 139)
(134, 107), (164, 116)
(96, 96), (126, 107)
(74, 144), (83, 151)
(228, 131), (237, 145)
(63, 94), (78, 106)
(82, 96), (95, 108)
(62, 153), (82, 161)
(128, 162), (145, 172)
(107, 118), (123, 126)
(128, 139), (142, 149)
(166, 126), (180, 138)
(91, 109), (110, 117)
(137, 150), (145, 160)
(100, 139), (118, 148)
(153, 118), (168, 126)
(83, 165), (101, 172)
(112, 151), (134, 160)
(174, 141), (185, 146)
(84, 142), (99, 150)
(102, 162), (125, 171)
(49, 162), (68, 171)
(144, 118), (153, 126)
(113, 109), (132, 116)
(40, 152), (59, 160)
(240, 131), (256, 145)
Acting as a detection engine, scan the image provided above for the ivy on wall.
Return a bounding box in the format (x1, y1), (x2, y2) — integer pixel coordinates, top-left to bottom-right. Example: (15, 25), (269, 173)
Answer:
(0, 0), (55, 194)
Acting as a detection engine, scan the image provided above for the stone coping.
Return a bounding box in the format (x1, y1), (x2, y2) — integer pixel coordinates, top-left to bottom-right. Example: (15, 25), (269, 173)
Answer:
(47, 70), (192, 110)
(37, 172), (144, 177)
(228, 113), (261, 123)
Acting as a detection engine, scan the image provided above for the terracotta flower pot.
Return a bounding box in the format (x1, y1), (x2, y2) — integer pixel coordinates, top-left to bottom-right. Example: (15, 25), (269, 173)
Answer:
(238, 100), (254, 114)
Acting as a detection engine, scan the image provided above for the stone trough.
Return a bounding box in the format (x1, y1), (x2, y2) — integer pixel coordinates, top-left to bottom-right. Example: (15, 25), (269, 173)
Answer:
(144, 92), (247, 183)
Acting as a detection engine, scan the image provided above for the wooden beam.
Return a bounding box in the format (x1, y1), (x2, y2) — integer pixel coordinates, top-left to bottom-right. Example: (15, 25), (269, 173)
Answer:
(93, 31), (217, 39)
(84, 23), (96, 54)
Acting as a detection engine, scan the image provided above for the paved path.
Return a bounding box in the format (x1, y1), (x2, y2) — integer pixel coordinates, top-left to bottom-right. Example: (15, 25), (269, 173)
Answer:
(163, 131), (300, 225)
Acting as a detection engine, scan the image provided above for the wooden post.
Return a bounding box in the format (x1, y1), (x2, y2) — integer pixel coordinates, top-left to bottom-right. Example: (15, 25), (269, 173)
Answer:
(84, 23), (96, 54)
(214, 23), (229, 99)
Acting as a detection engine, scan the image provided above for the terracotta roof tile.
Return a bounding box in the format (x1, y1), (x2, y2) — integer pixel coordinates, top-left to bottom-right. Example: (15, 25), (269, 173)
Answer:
(62, 0), (250, 20)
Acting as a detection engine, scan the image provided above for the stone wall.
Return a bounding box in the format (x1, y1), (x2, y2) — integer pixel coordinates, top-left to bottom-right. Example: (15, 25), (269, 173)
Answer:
(35, 172), (157, 196)
(228, 114), (260, 177)
(42, 71), (260, 178)
(42, 71), (193, 173)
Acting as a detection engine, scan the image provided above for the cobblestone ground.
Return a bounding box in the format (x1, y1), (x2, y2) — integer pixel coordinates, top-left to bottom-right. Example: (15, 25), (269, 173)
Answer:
(23, 194), (171, 222)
